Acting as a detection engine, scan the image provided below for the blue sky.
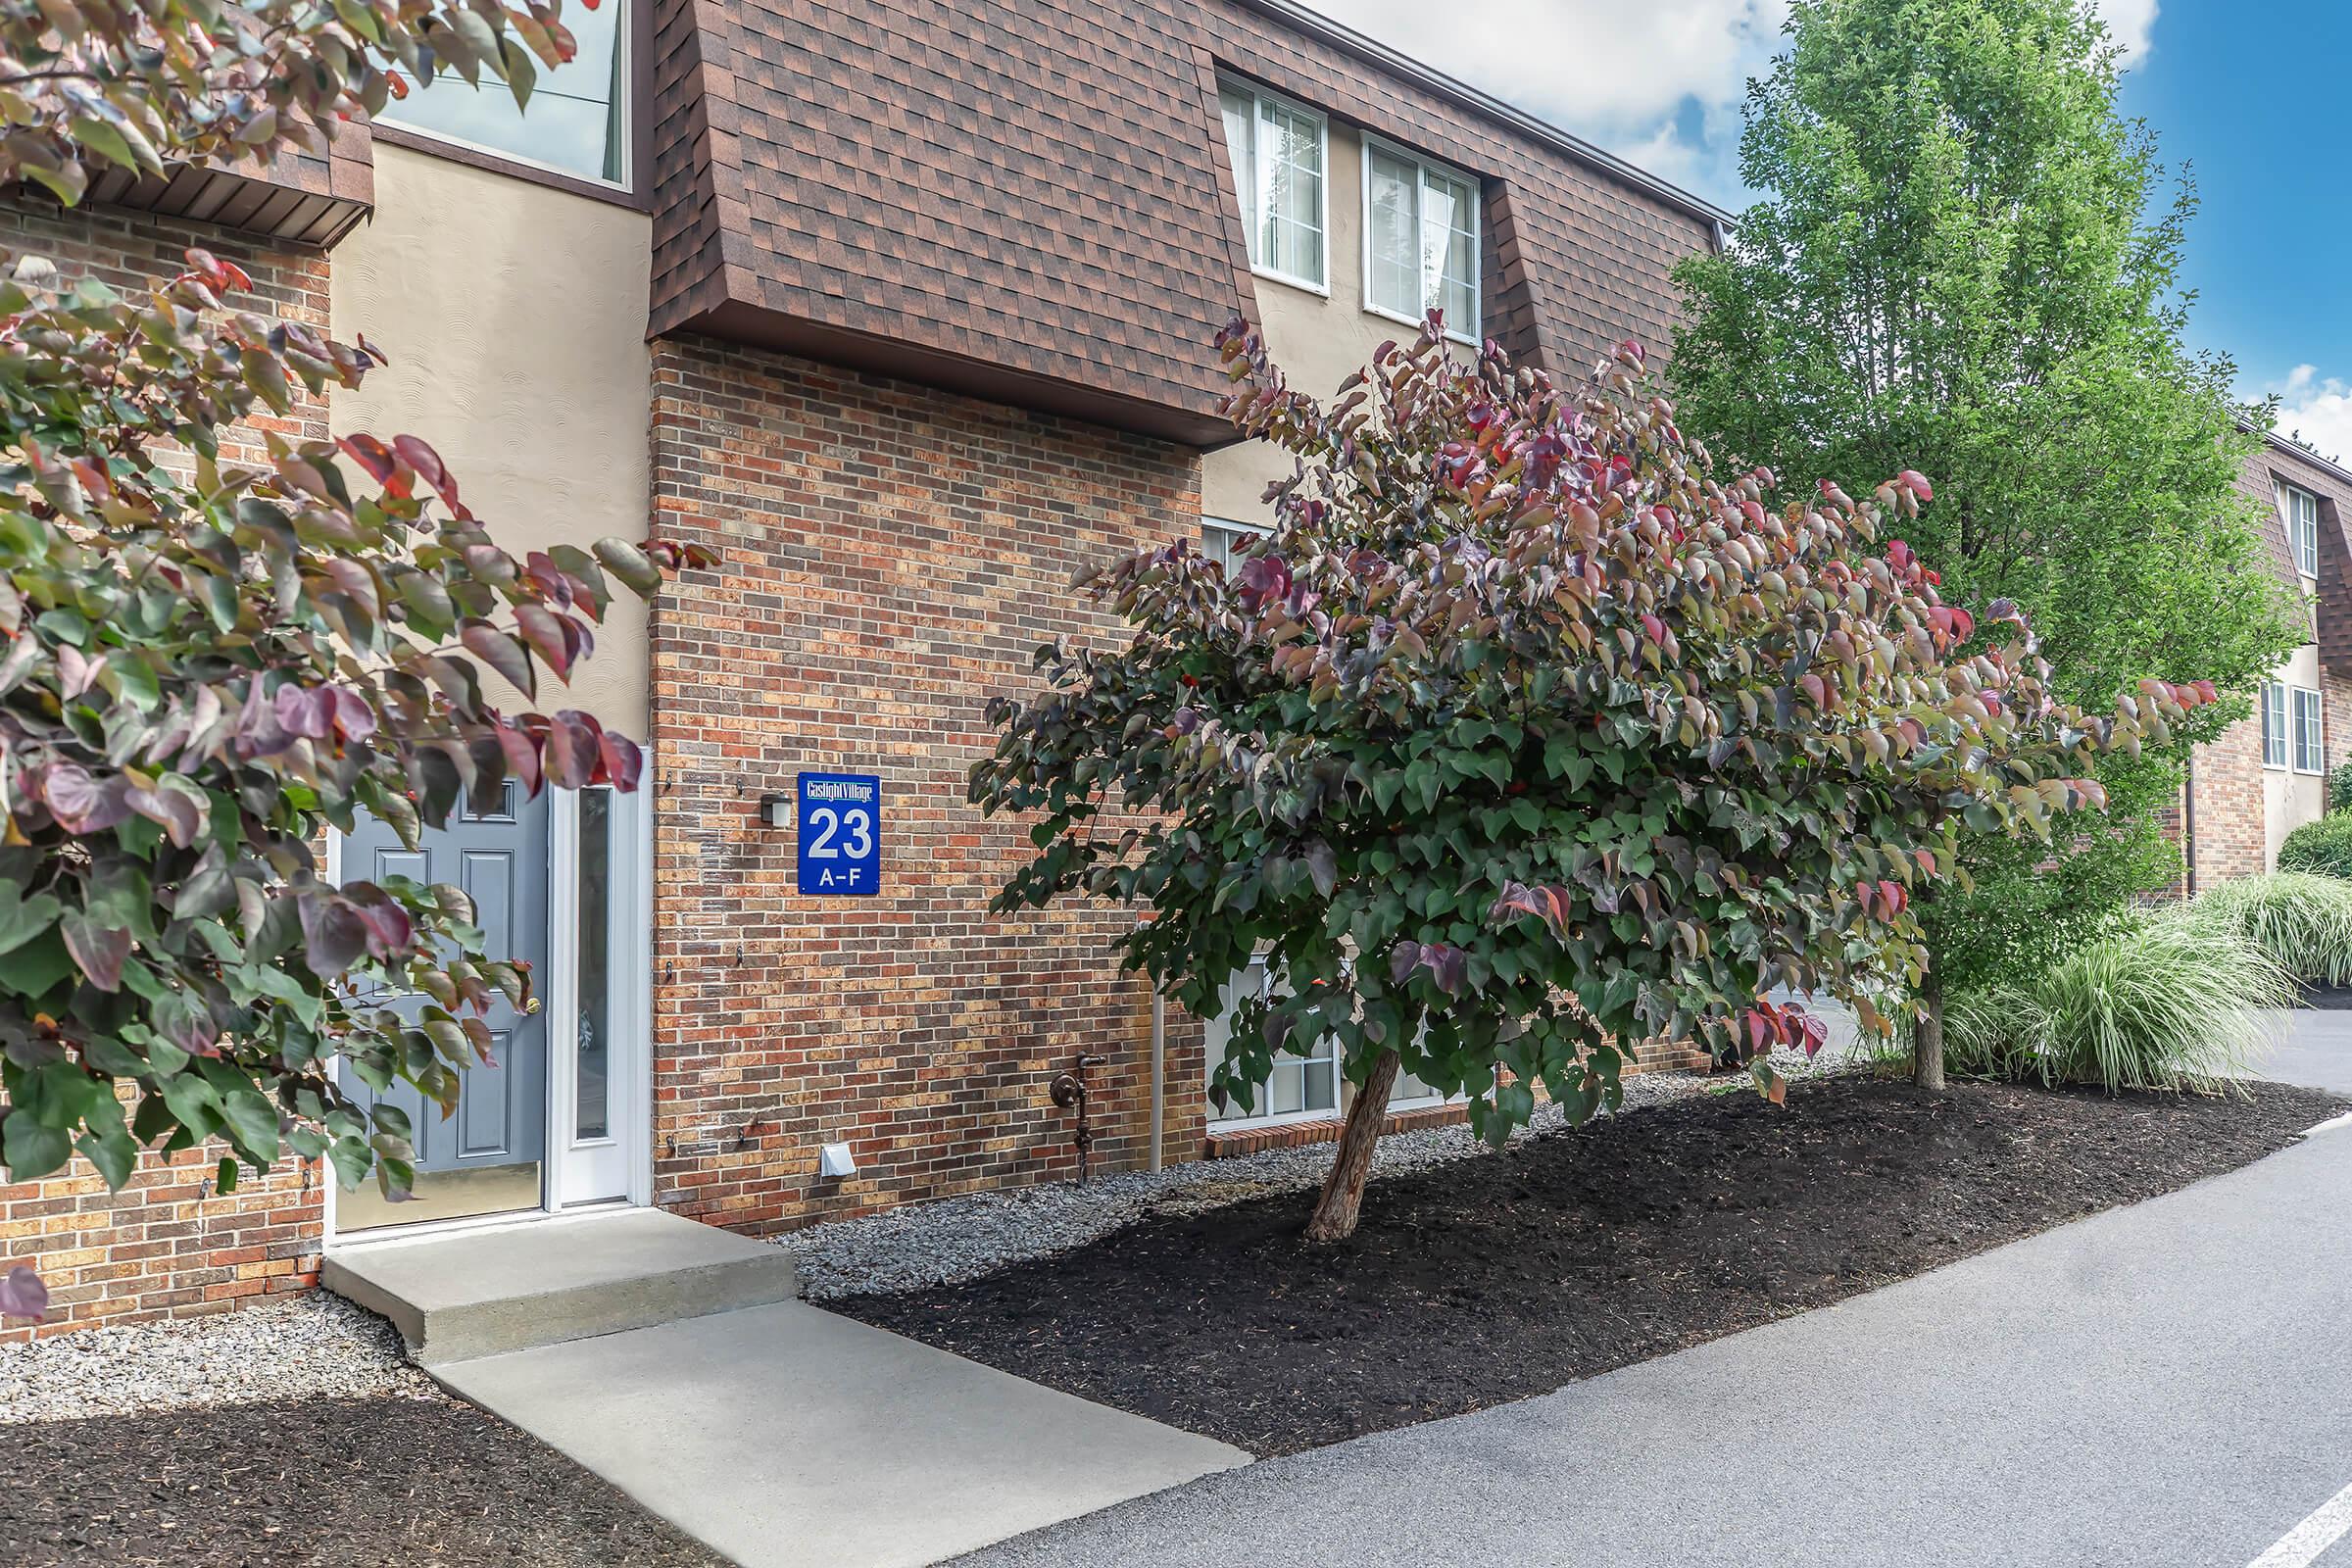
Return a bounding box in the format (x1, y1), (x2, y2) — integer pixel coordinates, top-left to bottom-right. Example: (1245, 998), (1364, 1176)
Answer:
(1313, 0), (2348, 456)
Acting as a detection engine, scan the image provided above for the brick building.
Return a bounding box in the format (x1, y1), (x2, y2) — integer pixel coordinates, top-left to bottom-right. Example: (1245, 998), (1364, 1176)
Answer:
(5, 0), (2321, 1340)
(2180, 437), (2352, 885)
(0, 0), (1736, 1334)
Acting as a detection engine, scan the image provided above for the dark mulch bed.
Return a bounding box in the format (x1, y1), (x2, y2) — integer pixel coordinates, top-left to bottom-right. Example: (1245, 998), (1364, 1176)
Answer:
(838, 1076), (2342, 1456)
(0, 1394), (726, 1567)
(2298, 982), (2352, 1009)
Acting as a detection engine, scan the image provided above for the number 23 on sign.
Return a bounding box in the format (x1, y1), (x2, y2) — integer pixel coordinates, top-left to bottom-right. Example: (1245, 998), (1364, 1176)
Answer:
(796, 771), (882, 896)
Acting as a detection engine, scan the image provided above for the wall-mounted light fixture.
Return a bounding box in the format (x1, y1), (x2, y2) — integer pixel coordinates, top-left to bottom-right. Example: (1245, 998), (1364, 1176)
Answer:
(758, 793), (792, 828)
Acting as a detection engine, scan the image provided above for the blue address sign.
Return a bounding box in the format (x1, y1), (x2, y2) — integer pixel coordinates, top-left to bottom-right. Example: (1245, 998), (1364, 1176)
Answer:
(796, 771), (880, 896)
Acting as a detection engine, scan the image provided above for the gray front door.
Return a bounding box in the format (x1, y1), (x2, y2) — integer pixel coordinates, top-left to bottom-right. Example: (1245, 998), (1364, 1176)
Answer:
(341, 782), (551, 1176)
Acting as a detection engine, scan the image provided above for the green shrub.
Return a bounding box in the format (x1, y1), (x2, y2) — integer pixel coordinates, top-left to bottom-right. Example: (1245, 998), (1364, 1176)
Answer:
(2280, 813), (2352, 879)
(2329, 761), (2352, 815)
(1941, 914), (2285, 1093)
(2188, 872), (2352, 984)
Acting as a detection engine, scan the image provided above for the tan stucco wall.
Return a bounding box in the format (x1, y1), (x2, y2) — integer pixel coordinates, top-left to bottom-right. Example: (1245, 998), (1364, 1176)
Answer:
(1202, 128), (1469, 527)
(328, 143), (653, 738)
(2264, 642), (2328, 868)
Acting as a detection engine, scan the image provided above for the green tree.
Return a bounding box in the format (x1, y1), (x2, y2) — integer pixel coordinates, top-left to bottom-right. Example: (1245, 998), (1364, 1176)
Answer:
(0, 0), (700, 1323)
(974, 318), (2194, 1241)
(1671, 0), (2300, 1084)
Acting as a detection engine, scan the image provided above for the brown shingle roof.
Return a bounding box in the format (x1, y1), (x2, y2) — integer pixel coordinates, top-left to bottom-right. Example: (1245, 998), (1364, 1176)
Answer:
(651, 0), (1720, 441)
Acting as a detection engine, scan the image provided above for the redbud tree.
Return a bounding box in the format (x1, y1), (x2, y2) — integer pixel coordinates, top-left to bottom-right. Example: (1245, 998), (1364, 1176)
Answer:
(974, 318), (2212, 1242)
(0, 0), (680, 1323)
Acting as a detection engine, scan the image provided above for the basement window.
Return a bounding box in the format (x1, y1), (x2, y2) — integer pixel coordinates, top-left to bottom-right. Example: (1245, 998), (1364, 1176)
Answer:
(1205, 956), (1340, 1126)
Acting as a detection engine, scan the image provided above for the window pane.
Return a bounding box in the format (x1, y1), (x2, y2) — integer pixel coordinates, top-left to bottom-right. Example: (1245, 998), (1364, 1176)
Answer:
(2297, 689), (2325, 773)
(2266, 682), (2291, 768)
(1219, 86), (1256, 264)
(575, 788), (612, 1140)
(1272, 1062), (1304, 1116)
(1257, 100), (1324, 283)
(1425, 171), (1480, 338)
(1367, 147), (1418, 317)
(380, 0), (626, 183)
(1303, 1059), (1336, 1112)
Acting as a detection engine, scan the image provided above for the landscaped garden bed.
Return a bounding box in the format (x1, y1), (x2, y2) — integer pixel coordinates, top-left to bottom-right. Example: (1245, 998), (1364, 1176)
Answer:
(0, 1298), (724, 1568)
(834, 1075), (2342, 1455)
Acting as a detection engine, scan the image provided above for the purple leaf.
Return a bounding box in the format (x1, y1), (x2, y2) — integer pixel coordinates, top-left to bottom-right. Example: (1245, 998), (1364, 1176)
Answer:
(232, 676), (293, 759)
(346, 889), (415, 957)
(597, 730), (643, 792)
(37, 763), (131, 833)
(59, 910), (130, 991)
(0, 1264), (47, 1321)
(125, 779), (205, 848)
(272, 683), (335, 741)
(1389, 940), (1422, 986)
(544, 710), (601, 789)
(460, 620), (534, 701)
(296, 890), (370, 977)
(328, 687), (377, 743)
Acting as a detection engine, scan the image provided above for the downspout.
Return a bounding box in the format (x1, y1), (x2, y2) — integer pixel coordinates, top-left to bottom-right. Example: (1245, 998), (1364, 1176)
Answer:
(2183, 755), (2197, 898)
(1149, 990), (1166, 1172)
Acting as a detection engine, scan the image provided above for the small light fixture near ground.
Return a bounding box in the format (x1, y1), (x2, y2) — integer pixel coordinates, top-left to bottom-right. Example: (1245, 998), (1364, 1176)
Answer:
(818, 1142), (857, 1178)
(758, 792), (792, 828)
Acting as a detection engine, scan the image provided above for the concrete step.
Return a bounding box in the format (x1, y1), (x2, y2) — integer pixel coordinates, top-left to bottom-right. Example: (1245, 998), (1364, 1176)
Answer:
(320, 1206), (800, 1365)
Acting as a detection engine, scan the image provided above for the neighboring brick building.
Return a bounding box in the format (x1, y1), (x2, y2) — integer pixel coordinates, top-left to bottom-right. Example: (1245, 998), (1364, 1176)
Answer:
(2180, 436), (2352, 886)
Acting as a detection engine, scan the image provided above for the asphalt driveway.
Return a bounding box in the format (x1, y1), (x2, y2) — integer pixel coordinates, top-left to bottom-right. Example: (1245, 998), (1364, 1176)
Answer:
(954, 1013), (2352, 1568)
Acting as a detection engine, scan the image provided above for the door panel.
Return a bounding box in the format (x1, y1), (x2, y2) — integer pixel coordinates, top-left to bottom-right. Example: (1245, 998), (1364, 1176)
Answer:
(340, 783), (551, 1183)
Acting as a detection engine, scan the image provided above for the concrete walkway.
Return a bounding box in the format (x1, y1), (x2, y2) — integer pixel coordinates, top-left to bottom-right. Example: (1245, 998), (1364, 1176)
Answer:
(954, 1016), (2352, 1568)
(435, 1298), (1247, 1568)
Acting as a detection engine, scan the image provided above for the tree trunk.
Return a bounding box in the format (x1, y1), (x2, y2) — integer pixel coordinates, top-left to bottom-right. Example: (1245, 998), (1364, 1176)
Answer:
(1914, 964), (1946, 1092)
(1303, 1049), (1400, 1243)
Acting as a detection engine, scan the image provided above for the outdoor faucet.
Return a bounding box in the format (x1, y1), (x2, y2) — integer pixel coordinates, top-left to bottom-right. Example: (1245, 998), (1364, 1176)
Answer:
(1050, 1053), (1110, 1186)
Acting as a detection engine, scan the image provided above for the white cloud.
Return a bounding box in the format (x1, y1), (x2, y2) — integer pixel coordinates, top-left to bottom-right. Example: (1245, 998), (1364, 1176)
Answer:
(1307, 0), (1787, 204)
(2097, 0), (2160, 61)
(2270, 365), (2352, 467)
(1299, 0), (2158, 209)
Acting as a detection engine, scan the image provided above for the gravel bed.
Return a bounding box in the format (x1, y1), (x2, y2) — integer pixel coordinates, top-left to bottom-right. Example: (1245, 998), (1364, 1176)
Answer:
(0, 1292), (436, 1425)
(783, 1046), (1850, 1299)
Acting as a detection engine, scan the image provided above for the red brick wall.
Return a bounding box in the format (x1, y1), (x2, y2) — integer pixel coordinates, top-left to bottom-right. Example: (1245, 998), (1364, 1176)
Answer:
(0, 201), (330, 1341)
(2187, 706), (2270, 887)
(647, 338), (1211, 1231)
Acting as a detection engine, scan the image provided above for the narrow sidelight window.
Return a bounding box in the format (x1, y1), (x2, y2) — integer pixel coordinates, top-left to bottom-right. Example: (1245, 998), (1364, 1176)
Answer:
(2294, 686), (2326, 775)
(2264, 680), (2290, 769)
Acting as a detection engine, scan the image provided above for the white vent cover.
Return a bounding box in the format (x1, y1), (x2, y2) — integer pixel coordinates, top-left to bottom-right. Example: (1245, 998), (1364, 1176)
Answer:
(818, 1142), (857, 1178)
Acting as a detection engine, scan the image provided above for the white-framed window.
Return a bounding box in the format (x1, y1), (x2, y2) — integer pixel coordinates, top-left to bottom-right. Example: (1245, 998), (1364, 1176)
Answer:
(1202, 514), (1271, 573)
(2263, 680), (2291, 769)
(1218, 79), (1328, 293)
(2282, 483), (2322, 579)
(378, 0), (630, 188)
(1362, 134), (1481, 343)
(2294, 685), (2326, 774)
(1205, 955), (1341, 1127)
